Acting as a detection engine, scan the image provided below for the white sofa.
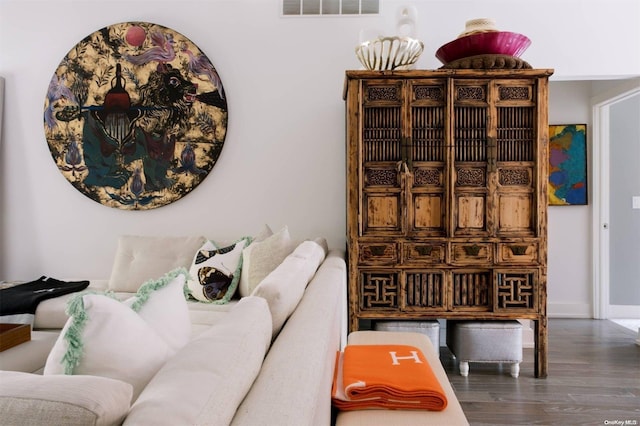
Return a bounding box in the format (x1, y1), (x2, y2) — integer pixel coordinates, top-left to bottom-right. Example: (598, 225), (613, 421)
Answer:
(0, 231), (468, 426)
(0, 231), (348, 425)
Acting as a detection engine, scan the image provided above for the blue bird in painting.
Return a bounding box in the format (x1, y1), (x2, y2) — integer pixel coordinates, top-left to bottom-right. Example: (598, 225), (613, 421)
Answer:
(176, 143), (206, 175)
(130, 167), (144, 199)
(45, 74), (77, 129)
(180, 43), (225, 100)
(60, 139), (87, 177)
(125, 31), (176, 66)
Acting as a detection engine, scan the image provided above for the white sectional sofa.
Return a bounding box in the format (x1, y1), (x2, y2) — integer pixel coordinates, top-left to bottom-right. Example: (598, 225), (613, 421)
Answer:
(0, 231), (348, 425)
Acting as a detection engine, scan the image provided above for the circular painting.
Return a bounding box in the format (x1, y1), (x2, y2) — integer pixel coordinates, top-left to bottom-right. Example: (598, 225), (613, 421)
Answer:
(43, 22), (227, 210)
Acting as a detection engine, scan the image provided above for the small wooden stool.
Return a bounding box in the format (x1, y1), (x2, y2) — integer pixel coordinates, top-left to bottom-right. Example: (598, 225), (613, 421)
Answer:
(447, 320), (523, 378)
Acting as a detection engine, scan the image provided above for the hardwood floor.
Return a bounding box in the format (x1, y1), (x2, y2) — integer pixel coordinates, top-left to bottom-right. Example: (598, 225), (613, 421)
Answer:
(441, 319), (640, 426)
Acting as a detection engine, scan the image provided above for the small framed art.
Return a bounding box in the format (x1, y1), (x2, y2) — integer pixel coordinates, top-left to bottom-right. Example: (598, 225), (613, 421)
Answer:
(548, 124), (587, 206)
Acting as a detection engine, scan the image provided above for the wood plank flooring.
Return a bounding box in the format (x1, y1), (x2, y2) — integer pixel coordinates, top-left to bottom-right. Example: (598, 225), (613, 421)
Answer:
(441, 319), (640, 426)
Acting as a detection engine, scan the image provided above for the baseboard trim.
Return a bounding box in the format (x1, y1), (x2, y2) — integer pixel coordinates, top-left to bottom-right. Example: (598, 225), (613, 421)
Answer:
(608, 305), (640, 319)
(548, 303), (592, 318)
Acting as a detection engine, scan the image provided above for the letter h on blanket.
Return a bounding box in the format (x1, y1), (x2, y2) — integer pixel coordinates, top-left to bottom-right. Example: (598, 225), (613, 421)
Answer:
(389, 350), (422, 365)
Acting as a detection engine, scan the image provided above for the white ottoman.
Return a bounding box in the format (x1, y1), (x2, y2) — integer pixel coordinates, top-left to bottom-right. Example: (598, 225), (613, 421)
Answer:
(447, 320), (522, 378)
(374, 320), (440, 349)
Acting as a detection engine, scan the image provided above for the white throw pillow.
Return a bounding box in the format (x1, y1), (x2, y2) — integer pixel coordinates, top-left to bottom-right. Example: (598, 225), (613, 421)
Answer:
(124, 269), (192, 352)
(0, 371), (133, 426)
(186, 237), (249, 303)
(44, 269), (190, 400)
(239, 226), (294, 297)
(108, 235), (206, 292)
(252, 238), (327, 338)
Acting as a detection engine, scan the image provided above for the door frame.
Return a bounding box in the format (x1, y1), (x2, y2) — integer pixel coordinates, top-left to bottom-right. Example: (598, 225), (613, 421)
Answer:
(591, 79), (640, 319)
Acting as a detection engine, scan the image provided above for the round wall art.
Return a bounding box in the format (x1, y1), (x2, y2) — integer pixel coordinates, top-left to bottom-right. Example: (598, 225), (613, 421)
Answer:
(43, 22), (227, 210)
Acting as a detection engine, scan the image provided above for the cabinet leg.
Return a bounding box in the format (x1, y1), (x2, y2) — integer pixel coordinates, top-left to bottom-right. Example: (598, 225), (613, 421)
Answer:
(534, 318), (548, 378)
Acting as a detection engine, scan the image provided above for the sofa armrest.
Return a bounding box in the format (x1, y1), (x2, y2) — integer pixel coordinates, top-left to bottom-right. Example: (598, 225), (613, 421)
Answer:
(231, 250), (346, 426)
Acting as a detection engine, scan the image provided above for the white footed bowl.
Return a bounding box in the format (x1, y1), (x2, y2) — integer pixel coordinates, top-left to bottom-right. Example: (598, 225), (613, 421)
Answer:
(356, 36), (424, 71)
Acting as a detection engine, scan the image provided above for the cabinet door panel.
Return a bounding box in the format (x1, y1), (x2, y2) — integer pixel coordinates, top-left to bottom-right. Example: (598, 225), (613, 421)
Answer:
(498, 194), (533, 233)
(455, 194), (487, 233)
(412, 194), (444, 230)
(363, 193), (402, 233)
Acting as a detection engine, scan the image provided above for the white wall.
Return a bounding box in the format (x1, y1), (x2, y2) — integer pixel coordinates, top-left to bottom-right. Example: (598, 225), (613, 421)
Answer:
(1, 0), (639, 318)
(547, 81), (593, 317)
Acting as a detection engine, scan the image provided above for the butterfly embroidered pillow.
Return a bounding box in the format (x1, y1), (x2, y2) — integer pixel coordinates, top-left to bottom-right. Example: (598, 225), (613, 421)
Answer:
(186, 237), (250, 303)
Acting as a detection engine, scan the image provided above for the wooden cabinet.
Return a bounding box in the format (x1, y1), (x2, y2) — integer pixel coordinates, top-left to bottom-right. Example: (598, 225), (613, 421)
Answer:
(344, 69), (553, 377)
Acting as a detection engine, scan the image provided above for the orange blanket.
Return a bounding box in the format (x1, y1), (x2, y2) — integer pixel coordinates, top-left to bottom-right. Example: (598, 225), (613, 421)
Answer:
(331, 344), (448, 411)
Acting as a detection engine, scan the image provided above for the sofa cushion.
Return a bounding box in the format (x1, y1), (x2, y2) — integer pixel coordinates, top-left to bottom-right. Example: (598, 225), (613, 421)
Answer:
(186, 237), (249, 303)
(251, 238), (327, 338)
(0, 371), (133, 426)
(124, 296), (272, 426)
(44, 269), (190, 400)
(108, 235), (206, 292)
(0, 331), (61, 374)
(239, 226), (294, 297)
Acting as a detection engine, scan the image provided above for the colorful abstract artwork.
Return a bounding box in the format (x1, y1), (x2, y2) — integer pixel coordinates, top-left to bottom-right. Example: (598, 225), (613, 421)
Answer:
(548, 124), (587, 206)
(44, 22), (227, 210)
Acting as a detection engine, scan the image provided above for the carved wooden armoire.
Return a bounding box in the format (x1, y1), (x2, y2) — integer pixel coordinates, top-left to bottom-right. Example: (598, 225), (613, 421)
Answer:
(344, 69), (553, 377)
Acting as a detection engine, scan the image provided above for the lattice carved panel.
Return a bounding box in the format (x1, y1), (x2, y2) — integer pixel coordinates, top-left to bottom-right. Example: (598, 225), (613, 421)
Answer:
(360, 272), (399, 309)
(366, 86), (400, 101)
(414, 168), (442, 186)
(499, 168), (531, 186)
(497, 272), (535, 309)
(414, 85), (444, 101)
(365, 168), (399, 186)
(456, 86), (486, 101)
(452, 271), (491, 308)
(456, 168), (485, 186)
(499, 86), (531, 101)
(405, 272), (445, 308)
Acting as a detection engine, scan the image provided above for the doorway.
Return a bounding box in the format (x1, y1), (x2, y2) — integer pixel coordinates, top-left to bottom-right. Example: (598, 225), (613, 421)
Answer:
(592, 79), (640, 320)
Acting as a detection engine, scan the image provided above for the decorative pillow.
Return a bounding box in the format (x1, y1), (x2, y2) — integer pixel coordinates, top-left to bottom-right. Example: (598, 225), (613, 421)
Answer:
(124, 296), (272, 426)
(186, 237), (250, 303)
(252, 223), (274, 243)
(239, 226), (294, 297)
(252, 238), (328, 338)
(124, 269), (191, 353)
(44, 269), (190, 400)
(108, 235), (206, 293)
(0, 371), (133, 426)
